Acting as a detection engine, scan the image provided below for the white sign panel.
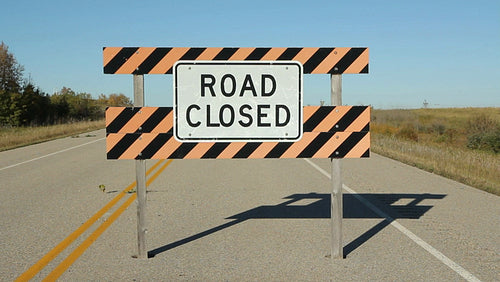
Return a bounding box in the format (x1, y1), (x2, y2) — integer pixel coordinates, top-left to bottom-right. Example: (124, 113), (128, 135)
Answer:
(173, 61), (303, 142)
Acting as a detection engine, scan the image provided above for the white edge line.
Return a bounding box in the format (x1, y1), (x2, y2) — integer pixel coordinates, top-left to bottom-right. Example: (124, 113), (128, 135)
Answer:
(303, 158), (481, 282)
(0, 137), (105, 171)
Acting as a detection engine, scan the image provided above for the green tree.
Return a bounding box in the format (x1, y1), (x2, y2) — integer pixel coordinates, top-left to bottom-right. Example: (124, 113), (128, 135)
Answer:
(0, 42), (25, 125)
(106, 93), (133, 106)
(0, 42), (24, 93)
(20, 83), (51, 125)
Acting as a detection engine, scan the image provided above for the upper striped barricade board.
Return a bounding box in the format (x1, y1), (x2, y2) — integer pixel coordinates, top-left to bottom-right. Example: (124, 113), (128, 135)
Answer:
(103, 47), (369, 75)
(106, 106), (370, 160)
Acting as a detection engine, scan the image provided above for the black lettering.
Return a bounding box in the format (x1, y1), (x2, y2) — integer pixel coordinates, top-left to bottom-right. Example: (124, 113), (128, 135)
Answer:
(206, 104), (220, 127)
(275, 104), (290, 126)
(219, 104), (235, 127)
(257, 104), (271, 127)
(239, 74), (257, 97)
(221, 74), (236, 97)
(261, 74), (276, 97)
(186, 104), (201, 127)
(201, 74), (216, 97)
(238, 104), (253, 127)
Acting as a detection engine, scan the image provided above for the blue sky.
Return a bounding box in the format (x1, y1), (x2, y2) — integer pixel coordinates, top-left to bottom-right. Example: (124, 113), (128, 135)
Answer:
(2, 0), (499, 108)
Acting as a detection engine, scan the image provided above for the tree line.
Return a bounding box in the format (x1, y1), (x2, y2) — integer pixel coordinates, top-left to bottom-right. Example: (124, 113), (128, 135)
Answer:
(0, 42), (132, 126)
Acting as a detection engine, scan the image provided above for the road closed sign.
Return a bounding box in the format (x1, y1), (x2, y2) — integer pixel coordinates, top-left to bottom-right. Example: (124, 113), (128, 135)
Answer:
(174, 61), (303, 142)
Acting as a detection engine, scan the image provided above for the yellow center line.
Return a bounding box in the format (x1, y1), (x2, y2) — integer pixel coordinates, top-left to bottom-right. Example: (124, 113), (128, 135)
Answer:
(43, 159), (173, 281)
(15, 159), (169, 281)
(43, 160), (172, 281)
(43, 194), (137, 282)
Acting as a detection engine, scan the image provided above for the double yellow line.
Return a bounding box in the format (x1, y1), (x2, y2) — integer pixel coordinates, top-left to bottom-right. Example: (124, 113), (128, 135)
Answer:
(16, 159), (173, 281)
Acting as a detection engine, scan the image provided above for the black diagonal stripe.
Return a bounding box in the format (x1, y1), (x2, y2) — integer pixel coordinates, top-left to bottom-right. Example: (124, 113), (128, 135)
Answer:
(180, 47), (206, 60)
(169, 143), (197, 159)
(104, 47), (139, 74)
(361, 148), (370, 158)
(106, 107), (141, 133)
(303, 106), (335, 132)
(246, 48), (271, 60)
(277, 48), (302, 60)
(360, 64), (369, 73)
(361, 122), (370, 132)
(329, 106), (367, 132)
(139, 107), (172, 133)
(298, 133), (332, 158)
(330, 132), (367, 158)
(201, 142), (230, 159)
(140, 133), (172, 159)
(107, 134), (140, 159)
(329, 48), (365, 74)
(233, 143), (262, 158)
(137, 48), (171, 74)
(265, 142), (294, 158)
(303, 48), (334, 74)
(213, 48), (238, 60)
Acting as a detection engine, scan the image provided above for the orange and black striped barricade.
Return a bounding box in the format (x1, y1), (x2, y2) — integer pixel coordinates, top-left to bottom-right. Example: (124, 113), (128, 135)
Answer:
(105, 106), (370, 160)
(103, 47), (368, 75)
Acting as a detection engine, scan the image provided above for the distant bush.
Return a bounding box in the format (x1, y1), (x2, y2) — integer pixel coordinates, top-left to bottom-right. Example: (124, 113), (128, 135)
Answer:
(435, 128), (458, 143)
(467, 130), (500, 153)
(396, 124), (418, 141)
(466, 115), (500, 153)
(432, 123), (446, 135)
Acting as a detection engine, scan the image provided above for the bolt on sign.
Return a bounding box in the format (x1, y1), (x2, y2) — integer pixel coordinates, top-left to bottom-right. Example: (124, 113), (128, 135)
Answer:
(173, 61), (303, 142)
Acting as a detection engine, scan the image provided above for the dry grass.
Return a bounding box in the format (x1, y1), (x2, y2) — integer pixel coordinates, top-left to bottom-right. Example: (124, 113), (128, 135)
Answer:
(0, 120), (105, 151)
(372, 134), (500, 195)
(372, 108), (500, 195)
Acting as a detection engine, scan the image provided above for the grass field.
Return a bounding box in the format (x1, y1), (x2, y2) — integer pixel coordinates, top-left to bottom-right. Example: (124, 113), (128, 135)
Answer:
(0, 120), (105, 152)
(372, 107), (500, 195)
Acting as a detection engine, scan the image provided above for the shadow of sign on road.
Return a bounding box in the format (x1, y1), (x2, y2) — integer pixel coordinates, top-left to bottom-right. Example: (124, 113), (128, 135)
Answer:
(148, 192), (446, 258)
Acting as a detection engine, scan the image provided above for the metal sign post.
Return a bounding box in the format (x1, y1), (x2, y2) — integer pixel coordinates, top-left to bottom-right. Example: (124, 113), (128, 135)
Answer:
(330, 74), (343, 259)
(133, 74), (147, 259)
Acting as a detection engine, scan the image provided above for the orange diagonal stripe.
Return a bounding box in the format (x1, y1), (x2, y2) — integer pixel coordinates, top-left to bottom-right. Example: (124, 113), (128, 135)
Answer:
(105, 107), (125, 128)
(261, 47), (287, 60)
(196, 47), (224, 60)
(150, 47), (190, 73)
(115, 47), (156, 74)
(344, 133), (370, 158)
(303, 106), (320, 123)
(313, 106), (351, 132)
(106, 134), (125, 154)
(119, 133), (158, 159)
(151, 110), (173, 133)
(311, 48), (350, 74)
(248, 142), (278, 159)
(344, 48), (369, 74)
(184, 142), (215, 159)
(229, 48), (255, 60)
(344, 107), (370, 132)
(313, 132), (349, 158)
(103, 47), (122, 66)
(281, 132), (318, 158)
(217, 142), (246, 159)
(292, 48), (319, 65)
(151, 137), (182, 159)
(118, 107), (157, 133)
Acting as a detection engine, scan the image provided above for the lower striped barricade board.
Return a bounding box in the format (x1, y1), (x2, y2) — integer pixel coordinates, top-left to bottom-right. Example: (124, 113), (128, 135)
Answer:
(105, 106), (370, 160)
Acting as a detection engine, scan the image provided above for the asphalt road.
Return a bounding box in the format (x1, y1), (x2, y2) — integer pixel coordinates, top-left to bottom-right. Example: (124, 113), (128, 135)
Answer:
(1, 129), (498, 281)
